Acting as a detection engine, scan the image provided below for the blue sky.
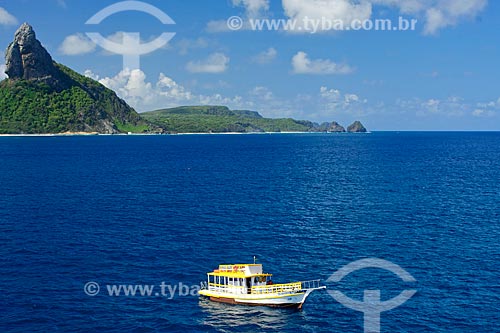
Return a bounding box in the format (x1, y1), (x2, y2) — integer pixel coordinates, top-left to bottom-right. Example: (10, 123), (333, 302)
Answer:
(1, 0), (499, 130)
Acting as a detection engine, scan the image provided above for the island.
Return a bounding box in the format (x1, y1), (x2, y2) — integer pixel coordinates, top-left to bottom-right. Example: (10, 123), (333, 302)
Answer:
(0, 23), (368, 135)
(347, 121), (368, 133)
(141, 106), (367, 134)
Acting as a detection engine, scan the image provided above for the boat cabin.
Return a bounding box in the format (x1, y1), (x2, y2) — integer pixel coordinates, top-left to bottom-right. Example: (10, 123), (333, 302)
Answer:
(207, 264), (273, 295)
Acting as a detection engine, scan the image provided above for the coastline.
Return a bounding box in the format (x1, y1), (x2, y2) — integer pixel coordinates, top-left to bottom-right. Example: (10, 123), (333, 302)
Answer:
(0, 131), (372, 137)
(0, 132), (99, 137)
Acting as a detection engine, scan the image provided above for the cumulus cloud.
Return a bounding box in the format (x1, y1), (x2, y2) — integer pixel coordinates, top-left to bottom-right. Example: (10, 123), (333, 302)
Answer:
(319, 86), (367, 115)
(82, 67), (499, 127)
(83, 69), (345, 120)
(395, 96), (470, 117)
(281, 0), (487, 35)
(59, 33), (96, 55)
(472, 109), (494, 117)
(472, 99), (499, 117)
(292, 51), (353, 75)
(282, 0), (372, 32)
(0, 64), (7, 81)
(419, 0), (487, 35)
(85, 69), (248, 112)
(0, 7), (17, 25)
(252, 47), (277, 64)
(186, 53), (229, 74)
(424, 98), (441, 113)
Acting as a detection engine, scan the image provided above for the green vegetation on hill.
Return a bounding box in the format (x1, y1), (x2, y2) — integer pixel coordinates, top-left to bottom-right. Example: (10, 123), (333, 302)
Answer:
(1, 23), (158, 134)
(0, 63), (154, 134)
(141, 106), (314, 133)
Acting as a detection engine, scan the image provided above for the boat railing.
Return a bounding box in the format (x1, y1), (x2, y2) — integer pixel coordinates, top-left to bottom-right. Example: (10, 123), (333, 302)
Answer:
(300, 279), (323, 290)
(251, 279), (323, 294)
(251, 282), (301, 294)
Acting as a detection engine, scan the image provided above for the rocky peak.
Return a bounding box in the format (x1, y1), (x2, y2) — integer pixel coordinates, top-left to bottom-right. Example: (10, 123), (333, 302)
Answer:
(347, 121), (368, 133)
(5, 23), (56, 81)
(328, 121), (346, 133)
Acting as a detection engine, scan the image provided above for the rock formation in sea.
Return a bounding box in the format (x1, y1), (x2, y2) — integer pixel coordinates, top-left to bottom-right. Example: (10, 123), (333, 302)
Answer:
(347, 121), (367, 133)
(328, 121), (346, 132)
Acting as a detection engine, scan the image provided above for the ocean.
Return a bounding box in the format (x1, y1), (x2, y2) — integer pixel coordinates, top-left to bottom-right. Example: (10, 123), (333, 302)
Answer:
(1, 132), (499, 332)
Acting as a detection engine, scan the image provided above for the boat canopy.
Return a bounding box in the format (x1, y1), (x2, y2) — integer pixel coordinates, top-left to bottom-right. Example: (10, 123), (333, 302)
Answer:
(208, 264), (272, 278)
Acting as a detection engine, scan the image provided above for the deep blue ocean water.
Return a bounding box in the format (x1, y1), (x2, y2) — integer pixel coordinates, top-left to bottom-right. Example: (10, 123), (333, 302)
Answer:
(1, 132), (499, 332)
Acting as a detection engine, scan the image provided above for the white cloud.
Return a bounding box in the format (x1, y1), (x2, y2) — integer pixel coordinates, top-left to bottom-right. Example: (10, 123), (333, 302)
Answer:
(424, 98), (441, 113)
(282, 0), (372, 32)
(476, 101), (495, 108)
(472, 99), (498, 117)
(397, 96), (469, 117)
(186, 53), (229, 74)
(252, 47), (277, 64)
(83, 69), (304, 119)
(250, 86), (274, 101)
(344, 94), (360, 103)
(472, 108), (495, 117)
(0, 7), (17, 25)
(59, 33), (96, 55)
(422, 0), (487, 35)
(374, 0), (487, 34)
(83, 67), (499, 128)
(232, 0), (269, 18)
(281, 0), (487, 35)
(85, 69), (248, 112)
(319, 86), (368, 115)
(292, 51), (353, 75)
(0, 64), (7, 81)
(472, 109), (485, 117)
(320, 86), (341, 101)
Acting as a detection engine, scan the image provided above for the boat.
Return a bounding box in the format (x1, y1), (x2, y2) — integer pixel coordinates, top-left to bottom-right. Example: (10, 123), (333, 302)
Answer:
(199, 262), (326, 309)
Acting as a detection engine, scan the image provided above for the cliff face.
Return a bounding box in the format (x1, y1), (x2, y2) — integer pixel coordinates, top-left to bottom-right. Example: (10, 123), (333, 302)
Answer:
(1, 23), (159, 134)
(5, 23), (59, 84)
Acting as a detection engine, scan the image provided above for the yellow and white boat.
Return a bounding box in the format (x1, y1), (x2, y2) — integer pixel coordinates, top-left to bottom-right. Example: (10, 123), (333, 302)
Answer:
(199, 262), (325, 309)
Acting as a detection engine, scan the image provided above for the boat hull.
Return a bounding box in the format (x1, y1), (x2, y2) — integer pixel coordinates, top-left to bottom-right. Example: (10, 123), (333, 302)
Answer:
(199, 289), (321, 309)
(208, 296), (303, 308)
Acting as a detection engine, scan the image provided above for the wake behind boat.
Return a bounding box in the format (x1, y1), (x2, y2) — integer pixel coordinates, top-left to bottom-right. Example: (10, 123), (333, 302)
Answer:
(199, 262), (325, 309)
